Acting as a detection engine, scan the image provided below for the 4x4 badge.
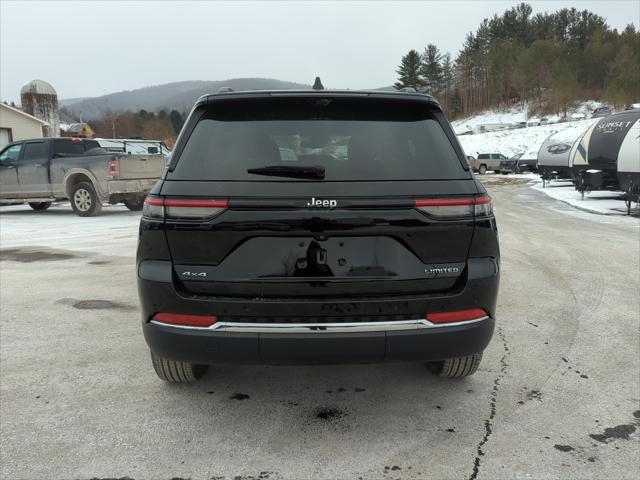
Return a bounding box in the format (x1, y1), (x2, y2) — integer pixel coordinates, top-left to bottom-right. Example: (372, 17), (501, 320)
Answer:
(181, 271), (207, 277)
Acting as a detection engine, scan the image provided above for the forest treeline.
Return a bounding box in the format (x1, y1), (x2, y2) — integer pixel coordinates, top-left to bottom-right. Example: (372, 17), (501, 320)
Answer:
(394, 3), (640, 119)
(86, 109), (187, 147)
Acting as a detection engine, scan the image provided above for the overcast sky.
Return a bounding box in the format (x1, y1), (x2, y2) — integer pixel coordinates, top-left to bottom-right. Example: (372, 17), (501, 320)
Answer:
(1, 1), (638, 102)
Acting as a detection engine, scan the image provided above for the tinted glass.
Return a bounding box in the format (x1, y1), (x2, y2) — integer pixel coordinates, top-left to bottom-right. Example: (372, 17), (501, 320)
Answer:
(22, 142), (48, 160)
(170, 99), (467, 181)
(477, 154), (490, 159)
(53, 139), (99, 155)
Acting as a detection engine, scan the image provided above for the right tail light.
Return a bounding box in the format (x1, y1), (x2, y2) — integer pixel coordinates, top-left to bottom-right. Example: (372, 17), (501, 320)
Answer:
(414, 195), (492, 218)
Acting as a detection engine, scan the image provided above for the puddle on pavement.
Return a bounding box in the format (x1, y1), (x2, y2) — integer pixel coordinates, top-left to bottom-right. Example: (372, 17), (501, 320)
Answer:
(314, 406), (345, 421)
(56, 298), (134, 311)
(0, 248), (77, 263)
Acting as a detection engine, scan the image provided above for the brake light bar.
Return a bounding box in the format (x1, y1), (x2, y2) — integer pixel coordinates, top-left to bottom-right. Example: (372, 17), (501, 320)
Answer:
(143, 196), (228, 220)
(414, 195), (492, 218)
(426, 308), (488, 324)
(152, 312), (218, 328)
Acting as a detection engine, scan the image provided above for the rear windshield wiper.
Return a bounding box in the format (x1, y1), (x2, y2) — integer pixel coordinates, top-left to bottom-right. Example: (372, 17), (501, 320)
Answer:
(247, 165), (325, 180)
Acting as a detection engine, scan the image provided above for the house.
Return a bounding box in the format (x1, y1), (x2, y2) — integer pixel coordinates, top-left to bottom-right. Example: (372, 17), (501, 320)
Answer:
(0, 103), (48, 149)
(61, 122), (95, 138)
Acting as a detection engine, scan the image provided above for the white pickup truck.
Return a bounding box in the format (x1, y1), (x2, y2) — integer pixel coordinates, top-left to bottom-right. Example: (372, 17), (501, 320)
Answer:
(0, 137), (166, 216)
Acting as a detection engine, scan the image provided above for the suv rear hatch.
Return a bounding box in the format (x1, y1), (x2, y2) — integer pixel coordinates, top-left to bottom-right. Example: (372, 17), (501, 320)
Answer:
(155, 94), (484, 298)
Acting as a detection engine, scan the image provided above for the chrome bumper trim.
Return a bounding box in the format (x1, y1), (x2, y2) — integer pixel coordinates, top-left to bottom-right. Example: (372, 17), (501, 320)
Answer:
(150, 316), (489, 333)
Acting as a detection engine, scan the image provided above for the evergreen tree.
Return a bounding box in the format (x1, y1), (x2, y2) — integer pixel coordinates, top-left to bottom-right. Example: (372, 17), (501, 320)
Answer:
(606, 43), (640, 105)
(421, 44), (443, 95)
(169, 109), (184, 135)
(394, 50), (424, 91)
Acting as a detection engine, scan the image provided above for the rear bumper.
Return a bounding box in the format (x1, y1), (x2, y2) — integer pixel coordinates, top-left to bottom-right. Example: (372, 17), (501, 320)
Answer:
(107, 178), (158, 196)
(516, 160), (537, 171)
(137, 256), (499, 365)
(143, 317), (494, 364)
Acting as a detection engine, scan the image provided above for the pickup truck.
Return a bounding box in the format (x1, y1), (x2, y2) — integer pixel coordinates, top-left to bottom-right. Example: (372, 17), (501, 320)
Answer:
(468, 153), (507, 175)
(0, 137), (165, 216)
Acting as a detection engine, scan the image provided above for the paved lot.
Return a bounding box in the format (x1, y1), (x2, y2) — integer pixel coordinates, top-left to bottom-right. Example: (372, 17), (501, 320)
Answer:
(1, 181), (639, 480)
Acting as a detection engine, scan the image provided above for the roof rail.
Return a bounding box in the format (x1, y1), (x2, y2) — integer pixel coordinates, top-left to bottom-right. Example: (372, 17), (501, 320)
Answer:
(217, 86), (234, 93)
(401, 87), (417, 93)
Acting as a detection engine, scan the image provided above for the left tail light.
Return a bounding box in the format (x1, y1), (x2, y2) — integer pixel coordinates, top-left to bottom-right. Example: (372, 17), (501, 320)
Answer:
(414, 195), (492, 218)
(107, 157), (119, 178)
(152, 312), (217, 327)
(143, 196), (228, 220)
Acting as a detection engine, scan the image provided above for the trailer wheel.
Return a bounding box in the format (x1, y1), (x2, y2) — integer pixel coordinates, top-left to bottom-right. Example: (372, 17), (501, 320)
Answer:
(28, 202), (52, 211)
(70, 182), (102, 217)
(428, 353), (483, 378)
(124, 197), (144, 211)
(150, 351), (208, 383)
(478, 165), (487, 175)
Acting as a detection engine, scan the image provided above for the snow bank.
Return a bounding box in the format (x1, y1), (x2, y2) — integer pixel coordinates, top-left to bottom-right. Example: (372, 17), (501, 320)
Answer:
(531, 181), (635, 216)
(458, 119), (595, 159)
(450, 106), (528, 134)
(452, 101), (605, 158)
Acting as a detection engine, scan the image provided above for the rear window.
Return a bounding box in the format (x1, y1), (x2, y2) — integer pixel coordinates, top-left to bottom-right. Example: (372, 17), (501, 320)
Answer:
(477, 154), (490, 159)
(53, 139), (99, 155)
(169, 98), (467, 181)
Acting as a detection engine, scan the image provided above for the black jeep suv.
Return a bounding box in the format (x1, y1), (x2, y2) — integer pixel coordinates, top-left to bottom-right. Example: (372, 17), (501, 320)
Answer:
(137, 88), (500, 382)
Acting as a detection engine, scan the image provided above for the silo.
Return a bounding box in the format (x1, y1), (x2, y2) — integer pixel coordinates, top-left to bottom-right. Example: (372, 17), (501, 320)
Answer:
(20, 79), (60, 137)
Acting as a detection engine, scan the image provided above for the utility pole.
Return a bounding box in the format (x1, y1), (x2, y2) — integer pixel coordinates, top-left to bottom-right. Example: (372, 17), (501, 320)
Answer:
(112, 119), (116, 138)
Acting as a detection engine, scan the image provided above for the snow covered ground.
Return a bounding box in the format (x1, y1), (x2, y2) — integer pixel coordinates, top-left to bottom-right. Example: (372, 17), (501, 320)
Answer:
(530, 180), (637, 217)
(452, 101), (605, 159)
(458, 119), (595, 159)
(0, 203), (139, 257)
(450, 101), (603, 135)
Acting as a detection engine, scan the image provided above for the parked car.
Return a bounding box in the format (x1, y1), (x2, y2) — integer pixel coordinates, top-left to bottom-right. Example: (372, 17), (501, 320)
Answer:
(515, 150), (538, 173)
(591, 107), (611, 118)
(500, 153), (521, 173)
(0, 137), (165, 216)
(137, 87), (499, 382)
(469, 153), (507, 174)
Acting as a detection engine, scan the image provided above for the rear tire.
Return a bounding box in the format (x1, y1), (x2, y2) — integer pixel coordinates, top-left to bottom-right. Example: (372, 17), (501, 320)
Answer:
(478, 165), (487, 175)
(150, 351), (208, 383)
(494, 170), (501, 174)
(123, 197), (144, 211)
(70, 182), (102, 217)
(28, 202), (52, 211)
(428, 353), (483, 378)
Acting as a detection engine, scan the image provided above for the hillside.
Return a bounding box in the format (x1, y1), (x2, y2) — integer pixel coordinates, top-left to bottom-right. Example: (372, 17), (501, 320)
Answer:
(60, 78), (309, 119)
(457, 118), (595, 159)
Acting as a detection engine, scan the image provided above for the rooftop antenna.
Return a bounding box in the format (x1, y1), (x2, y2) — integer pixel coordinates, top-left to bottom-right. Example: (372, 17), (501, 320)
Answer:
(312, 77), (324, 90)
